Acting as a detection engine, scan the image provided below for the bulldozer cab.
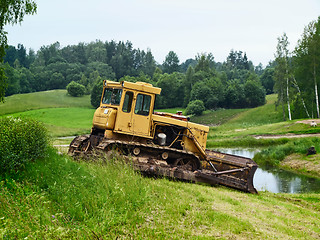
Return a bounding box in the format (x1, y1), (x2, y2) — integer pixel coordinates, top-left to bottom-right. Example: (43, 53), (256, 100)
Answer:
(102, 81), (161, 138)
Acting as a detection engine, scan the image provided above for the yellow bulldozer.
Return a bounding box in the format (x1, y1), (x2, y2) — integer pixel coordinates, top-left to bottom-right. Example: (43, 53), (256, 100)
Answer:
(69, 80), (258, 193)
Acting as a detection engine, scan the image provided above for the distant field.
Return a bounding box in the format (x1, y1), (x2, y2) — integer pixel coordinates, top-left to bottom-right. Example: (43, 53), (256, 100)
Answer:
(190, 108), (247, 126)
(188, 94), (283, 128)
(222, 94), (283, 128)
(204, 94), (320, 147)
(10, 108), (95, 137)
(0, 90), (92, 115)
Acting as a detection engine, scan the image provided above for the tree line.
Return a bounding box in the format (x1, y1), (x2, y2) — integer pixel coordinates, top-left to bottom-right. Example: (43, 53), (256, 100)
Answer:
(274, 16), (320, 120)
(3, 40), (155, 95)
(0, 0), (37, 102)
(2, 40), (268, 112)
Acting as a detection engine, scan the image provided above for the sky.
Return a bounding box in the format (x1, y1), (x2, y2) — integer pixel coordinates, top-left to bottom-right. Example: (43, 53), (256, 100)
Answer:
(4, 0), (320, 66)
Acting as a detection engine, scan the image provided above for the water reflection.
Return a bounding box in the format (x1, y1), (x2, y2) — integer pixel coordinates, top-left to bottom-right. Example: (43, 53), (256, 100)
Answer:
(214, 148), (320, 193)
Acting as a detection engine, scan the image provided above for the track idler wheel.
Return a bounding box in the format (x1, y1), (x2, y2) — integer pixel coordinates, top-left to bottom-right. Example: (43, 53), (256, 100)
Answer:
(161, 152), (169, 160)
(133, 147), (141, 156)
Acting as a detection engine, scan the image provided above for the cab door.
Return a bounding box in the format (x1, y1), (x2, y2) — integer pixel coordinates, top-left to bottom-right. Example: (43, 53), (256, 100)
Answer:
(114, 90), (134, 133)
(132, 93), (153, 137)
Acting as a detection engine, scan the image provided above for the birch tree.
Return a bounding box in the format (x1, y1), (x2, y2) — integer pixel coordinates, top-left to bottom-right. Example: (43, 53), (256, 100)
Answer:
(292, 76), (310, 118)
(294, 18), (320, 118)
(274, 33), (292, 120)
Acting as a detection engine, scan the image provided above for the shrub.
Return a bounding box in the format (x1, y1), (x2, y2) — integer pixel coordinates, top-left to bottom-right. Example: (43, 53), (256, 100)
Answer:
(185, 100), (205, 116)
(66, 81), (86, 97)
(0, 117), (49, 174)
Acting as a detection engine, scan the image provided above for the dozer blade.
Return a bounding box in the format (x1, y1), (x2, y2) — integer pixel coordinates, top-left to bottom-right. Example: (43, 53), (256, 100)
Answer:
(202, 149), (257, 193)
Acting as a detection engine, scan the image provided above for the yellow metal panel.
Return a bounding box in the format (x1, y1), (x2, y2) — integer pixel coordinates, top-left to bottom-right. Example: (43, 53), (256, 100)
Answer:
(152, 114), (209, 133)
(187, 122), (209, 133)
(92, 107), (117, 130)
(183, 135), (201, 154)
(152, 115), (189, 128)
(104, 80), (121, 88)
(103, 80), (161, 95)
(122, 81), (161, 95)
(113, 90), (155, 139)
(104, 129), (115, 139)
(114, 90), (133, 133)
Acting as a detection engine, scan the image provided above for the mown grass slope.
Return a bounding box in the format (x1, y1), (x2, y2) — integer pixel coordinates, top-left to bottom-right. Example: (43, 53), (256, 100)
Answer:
(202, 94), (320, 147)
(1, 149), (319, 239)
(0, 90), (94, 136)
(0, 90), (91, 115)
(9, 108), (95, 137)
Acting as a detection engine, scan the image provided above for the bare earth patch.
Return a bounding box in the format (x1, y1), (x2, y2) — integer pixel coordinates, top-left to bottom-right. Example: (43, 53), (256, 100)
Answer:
(254, 119), (320, 139)
(254, 133), (320, 139)
(296, 119), (320, 125)
(281, 153), (320, 178)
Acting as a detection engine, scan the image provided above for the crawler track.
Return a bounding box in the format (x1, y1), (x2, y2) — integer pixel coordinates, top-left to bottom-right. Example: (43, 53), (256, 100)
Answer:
(69, 135), (258, 193)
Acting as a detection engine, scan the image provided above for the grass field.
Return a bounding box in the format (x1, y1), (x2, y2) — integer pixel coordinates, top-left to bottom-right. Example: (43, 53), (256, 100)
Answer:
(1, 91), (320, 239)
(203, 95), (320, 148)
(1, 149), (319, 239)
(0, 90), (94, 136)
(0, 90), (92, 115)
(9, 108), (95, 137)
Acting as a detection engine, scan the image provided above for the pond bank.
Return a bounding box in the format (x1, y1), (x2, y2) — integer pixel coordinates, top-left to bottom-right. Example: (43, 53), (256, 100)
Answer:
(281, 153), (320, 178)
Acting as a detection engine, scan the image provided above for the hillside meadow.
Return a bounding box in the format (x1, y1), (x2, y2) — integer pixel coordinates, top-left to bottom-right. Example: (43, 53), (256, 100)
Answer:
(1, 90), (320, 239)
(0, 90), (91, 115)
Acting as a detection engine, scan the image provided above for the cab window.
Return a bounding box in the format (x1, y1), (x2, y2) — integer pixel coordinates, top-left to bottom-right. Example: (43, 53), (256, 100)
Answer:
(134, 94), (151, 116)
(102, 88), (122, 105)
(122, 91), (134, 113)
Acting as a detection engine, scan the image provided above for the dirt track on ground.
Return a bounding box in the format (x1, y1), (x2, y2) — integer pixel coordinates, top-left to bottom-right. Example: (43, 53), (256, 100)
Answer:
(254, 133), (320, 139)
(254, 119), (320, 139)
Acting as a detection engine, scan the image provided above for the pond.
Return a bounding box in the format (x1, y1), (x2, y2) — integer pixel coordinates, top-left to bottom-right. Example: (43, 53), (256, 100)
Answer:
(214, 148), (320, 194)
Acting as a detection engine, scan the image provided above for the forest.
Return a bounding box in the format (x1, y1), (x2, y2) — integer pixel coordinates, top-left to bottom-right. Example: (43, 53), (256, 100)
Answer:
(2, 41), (267, 111)
(2, 16), (320, 117)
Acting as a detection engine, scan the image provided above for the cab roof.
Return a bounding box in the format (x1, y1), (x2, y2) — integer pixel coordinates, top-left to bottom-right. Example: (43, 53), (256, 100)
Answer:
(104, 80), (161, 95)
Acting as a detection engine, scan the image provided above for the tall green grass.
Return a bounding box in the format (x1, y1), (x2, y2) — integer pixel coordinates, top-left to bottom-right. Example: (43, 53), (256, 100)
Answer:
(1, 149), (320, 239)
(1, 148), (151, 239)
